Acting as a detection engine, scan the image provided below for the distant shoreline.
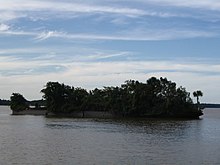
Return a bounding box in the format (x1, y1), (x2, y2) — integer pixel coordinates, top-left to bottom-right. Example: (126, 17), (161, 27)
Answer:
(201, 104), (220, 108)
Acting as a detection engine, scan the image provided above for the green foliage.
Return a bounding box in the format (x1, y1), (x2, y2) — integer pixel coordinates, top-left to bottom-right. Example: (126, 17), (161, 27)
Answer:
(41, 82), (88, 114)
(41, 77), (203, 118)
(10, 93), (28, 111)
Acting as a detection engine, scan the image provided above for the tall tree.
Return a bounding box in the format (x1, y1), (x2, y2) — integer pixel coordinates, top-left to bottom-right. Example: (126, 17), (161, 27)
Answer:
(193, 90), (203, 109)
(10, 93), (28, 111)
(193, 90), (203, 104)
(41, 82), (69, 113)
(41, 82), (88, 114)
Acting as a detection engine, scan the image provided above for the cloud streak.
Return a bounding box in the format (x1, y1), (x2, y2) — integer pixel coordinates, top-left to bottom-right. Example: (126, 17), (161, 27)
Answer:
(1, 54), (220, 76)
(147, 0), (220, 11)
(0, 0), (212, 22)
(0, 0), (146, 17)
(32, 29), (215, 42)
(35, 31), (62, 41)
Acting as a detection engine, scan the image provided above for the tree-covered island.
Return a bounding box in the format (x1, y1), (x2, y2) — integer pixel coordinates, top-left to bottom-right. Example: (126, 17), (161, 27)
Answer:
(41, 77), (203, 118)
(10, 77), (203, 118)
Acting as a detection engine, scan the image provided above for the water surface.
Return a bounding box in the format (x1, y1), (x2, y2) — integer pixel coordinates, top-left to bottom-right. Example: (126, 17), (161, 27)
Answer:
(0, 106), (220, 164)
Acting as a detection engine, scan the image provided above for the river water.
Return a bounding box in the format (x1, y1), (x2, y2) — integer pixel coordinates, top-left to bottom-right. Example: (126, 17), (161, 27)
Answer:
(0, 106), (219, 165)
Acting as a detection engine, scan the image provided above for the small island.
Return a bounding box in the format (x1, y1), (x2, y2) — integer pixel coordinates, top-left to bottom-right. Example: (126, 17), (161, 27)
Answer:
(10, 77), (203, 119)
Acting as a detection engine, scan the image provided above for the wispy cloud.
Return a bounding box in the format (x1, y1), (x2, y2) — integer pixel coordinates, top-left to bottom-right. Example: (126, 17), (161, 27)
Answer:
(1, 58), (220, 102)
(0, 0), (218, 42)
(0, 11), (25, 21)
(0, 47), (132, 62)
(0, 29), (35, 36)
(33, 29), (215, 41)
(86, 52), (130, 60)
(0, 0), (199, 22)
(34, 31), (63, 41)
(65, 61), (220, 77)
(1, 54), (220, 77)
(0, 1), (146, 17)
(147, 0), (220, 11)
(0, 48), (47, 55)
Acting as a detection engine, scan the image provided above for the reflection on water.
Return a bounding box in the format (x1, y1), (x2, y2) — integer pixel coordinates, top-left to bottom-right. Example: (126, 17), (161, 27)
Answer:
(0, 106), (220, 164)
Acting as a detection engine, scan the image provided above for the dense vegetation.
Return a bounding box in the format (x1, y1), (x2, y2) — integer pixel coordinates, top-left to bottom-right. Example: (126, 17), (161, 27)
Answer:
(10, 93), (28, 112)
(10, 93), (46, 111)
(41, 77), (203, 118)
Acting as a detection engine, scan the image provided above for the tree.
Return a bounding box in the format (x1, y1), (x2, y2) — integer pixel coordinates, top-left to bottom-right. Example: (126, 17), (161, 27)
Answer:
(193, 90), (203, 104)
(10, 93), (28, 112)
(193, 90), (203, 109)
(41, 82), (69, 113)
(41, 82), (88, 114)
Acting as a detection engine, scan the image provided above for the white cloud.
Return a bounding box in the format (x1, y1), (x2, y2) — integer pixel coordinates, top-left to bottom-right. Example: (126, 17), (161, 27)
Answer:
(1, 56), (220, 102)
(0, 23), (10, 31)
(0, 25), (215, 41)
(33, 29), (215, 41)
(35, 31), (63, 41)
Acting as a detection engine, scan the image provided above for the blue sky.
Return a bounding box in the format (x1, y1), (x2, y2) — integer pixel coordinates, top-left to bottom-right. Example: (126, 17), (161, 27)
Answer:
(0, 0), (220, 103)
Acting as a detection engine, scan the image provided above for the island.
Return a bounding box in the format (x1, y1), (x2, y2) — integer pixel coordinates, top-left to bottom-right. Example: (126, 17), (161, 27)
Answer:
(10, 77), (203, 119)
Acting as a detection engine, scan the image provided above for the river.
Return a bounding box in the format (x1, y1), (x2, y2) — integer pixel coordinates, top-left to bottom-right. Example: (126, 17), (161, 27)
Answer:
(0, 106), (219, 165)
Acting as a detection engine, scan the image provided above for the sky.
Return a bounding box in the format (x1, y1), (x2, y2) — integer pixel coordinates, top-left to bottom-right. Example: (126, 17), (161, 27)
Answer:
(0, 0), (220, 103)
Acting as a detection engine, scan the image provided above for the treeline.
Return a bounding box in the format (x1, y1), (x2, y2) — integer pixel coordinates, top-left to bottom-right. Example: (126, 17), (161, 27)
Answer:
(201, 104), (220, 108)
(40, 77), (203, 118)
(0, 99), (10, 105)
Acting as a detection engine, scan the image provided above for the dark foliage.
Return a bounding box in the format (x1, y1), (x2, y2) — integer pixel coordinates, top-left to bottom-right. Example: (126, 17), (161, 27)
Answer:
(10, 93), (28, 112)
(41, 77), (203, 118)
(41, 82), (88, 114)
